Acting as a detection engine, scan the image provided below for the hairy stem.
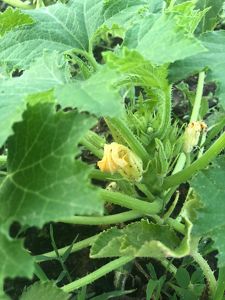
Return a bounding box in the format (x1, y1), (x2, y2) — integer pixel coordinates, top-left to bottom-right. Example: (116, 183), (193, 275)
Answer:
(80, 137), (103, 158)
(163, 131), (225, 189)
(60, 211), (143, 225)
(214, 267), (225, 300)
(61, 256), (133, 293)
(190, 238), (217, 299)
(191, 250), (216, 298)
(100, 189), (162, 215)
(190, 72), (205, 122)
(106, 118), (149, 164)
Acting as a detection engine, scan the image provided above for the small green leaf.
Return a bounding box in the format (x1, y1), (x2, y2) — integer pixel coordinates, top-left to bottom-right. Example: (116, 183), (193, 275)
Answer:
(175, 268), (190, 288)
(0, 7), (33, 37)
(0, 102), (103, 230)
(20, 282), (70, 300)
(169, 31), (225, 108)
(91, 220), (184, 258)
(170, 1), (209, 34)
(0, 51), (69, 147)
(0, 233), (34, 291)
(190, 157), (225, 267)
(55, 66), (124, 117)
(124, 13), (206, 64)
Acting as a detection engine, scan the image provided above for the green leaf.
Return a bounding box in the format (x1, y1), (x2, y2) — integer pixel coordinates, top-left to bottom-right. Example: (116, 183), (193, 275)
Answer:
(102, 0), (164, 28)
(124, 13), (206, 64)
(0, 7), (33, 37)
(175, 268), (190, 288)
(91, 220), (186, 258)
(0, 51), (69, 147)
(0, 102), (103, 230)
(55, 66), (124, 117)
(0, 0), (155, 70)
(196, 0), (224, 33)
(20, 282), (69, 300)
(104, 48), (168, 90)
(0, 233), (34, 291)
(190, 157), (225, 267)
(169, 31), (225, 108)
(170, 1), (209, 34)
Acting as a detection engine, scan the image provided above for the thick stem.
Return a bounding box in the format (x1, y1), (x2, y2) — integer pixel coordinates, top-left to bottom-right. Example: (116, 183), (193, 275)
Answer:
(80, 137), (103, 158)
(61, 256), (133, 293)
(191, 250), (217, 298)
(100, 190), (162, 215)
(1, 0), (35, 9)
(163, 131), (225, 189)
(190, 72), (205, 122)
(190, 238), (217, 299)
(60, 211), (143, 225)
(35, 235), (98, 262)
(214, 267), (225, 300)
(106, 118), (149, 164)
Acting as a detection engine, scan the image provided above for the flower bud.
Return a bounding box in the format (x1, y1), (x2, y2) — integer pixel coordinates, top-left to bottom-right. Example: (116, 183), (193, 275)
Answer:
(97, 142), (143, 182)
(183, 121), (207, 153)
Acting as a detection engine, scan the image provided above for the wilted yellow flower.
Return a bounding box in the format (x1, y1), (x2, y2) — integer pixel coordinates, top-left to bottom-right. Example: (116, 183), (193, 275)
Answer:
(97, 142), (143, 182)
(183, 121), (207, 153)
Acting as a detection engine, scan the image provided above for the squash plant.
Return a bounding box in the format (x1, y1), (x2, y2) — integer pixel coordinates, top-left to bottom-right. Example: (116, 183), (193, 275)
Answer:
(0, 0), (225, 299)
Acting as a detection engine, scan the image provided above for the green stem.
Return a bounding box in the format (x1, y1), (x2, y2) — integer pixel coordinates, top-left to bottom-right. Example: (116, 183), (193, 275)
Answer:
(190, 72), (205, 122)
(35, 235), (98, 262)
(155, 85), (172, 139)
(160, 259), (177, 275)
(70, 49), (98, 71)
(191, 250), (216, 298)
(89, 169), (121, 181)
(85, 130), (105, 149)
(61, 256), (133, 293)
(214, 267), (225, 300)
(100, 190), (162, 215)
(60, 211), (143, 225)
(80, 137), (103, 158)
(1, 0), (35, 9)
(166, 217), (185, 234)
(106, 118), (149, 164)
(163, 131), (225, 189)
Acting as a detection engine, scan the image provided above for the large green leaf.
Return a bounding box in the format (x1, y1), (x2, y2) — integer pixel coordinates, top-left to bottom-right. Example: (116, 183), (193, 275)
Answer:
(55, 66), (124, 117)
(0, 234), (34, 291)
(0, 0), (158, 70)
(0, 51), (69, 147)
(0, 7), (33, 37)
(123, 12), (206, 65)
(0, 102), (103, 230)
(196, 0), (224, 33)
(169, 31), (225, 108)
(91, 220), (190, 258)
(20, 282), (69, 300)
(190, 157), (225, 267)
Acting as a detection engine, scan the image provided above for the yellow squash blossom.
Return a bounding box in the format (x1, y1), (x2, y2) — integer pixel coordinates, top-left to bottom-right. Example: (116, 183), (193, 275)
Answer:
(183, 121), (207, 153)
(97, 142), (143, 182)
